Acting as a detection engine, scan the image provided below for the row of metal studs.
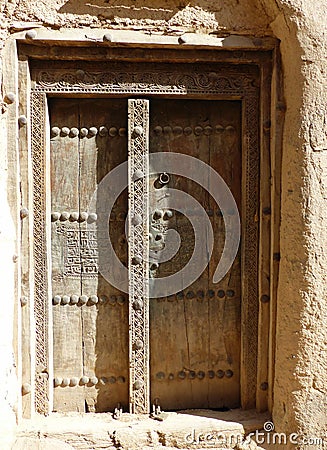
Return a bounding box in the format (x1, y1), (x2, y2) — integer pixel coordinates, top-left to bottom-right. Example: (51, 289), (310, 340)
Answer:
(51, 126), (127, 138)
(54, 375), (126, 387)
(155, 369), (234, 380)
(52, 294), (126, 306)
(153, 125), (236, 136)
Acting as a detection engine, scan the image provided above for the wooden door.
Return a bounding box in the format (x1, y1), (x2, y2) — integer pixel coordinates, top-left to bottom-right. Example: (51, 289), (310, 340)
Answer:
(149, 99), (242, 410)
(49, 98), (129, 413)
(49, 97), (241, 413)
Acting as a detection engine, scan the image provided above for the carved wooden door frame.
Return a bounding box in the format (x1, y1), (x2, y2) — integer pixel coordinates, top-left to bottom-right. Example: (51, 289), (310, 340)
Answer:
(16, 37), (280, 417)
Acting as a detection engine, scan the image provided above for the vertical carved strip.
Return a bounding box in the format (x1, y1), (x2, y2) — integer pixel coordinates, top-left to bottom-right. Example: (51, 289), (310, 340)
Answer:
(241, 93), (260, 408)
(128, 99), (150, 414)
(31, 92), (49, 414)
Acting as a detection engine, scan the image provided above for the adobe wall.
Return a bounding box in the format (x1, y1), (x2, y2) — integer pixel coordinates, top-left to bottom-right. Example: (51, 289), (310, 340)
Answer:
(0, 0), (326, 449)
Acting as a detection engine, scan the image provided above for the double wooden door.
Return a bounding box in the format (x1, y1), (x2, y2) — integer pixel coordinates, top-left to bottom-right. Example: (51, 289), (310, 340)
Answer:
(49, 97), (241, 413)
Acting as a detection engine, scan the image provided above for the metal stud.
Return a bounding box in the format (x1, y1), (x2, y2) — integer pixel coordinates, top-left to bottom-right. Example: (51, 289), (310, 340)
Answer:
(197, 371), (205, 380)
(194, 126), (203, 135)
(204, 126), (213, 135)
(109, 127), (118, 137)
(173, 126), (183, 136)
(80, 376), (89, 385)
(18, 115), (28, 126)
(25, 30), (37, 40)
(109, 376), (116, 384)
(163, 126), (172, 135)
(208, 370), (215, 379)
(156, 372), (165, 380)
(133, 299), (143, 311)
(215, 124), (224, 134)
(153, 209), (163, 220)
(117, 295), (125, 305)
(133, 380), (143, 390)
(80, 128), (88, 137)
(164, 210), (173, 219)
(61, 127), (70, 136)
(89, 295), (98, 305)
(70, 127), (79, 137)
(99, 377), (108, 385)
(132, 169), (144, 181)
(99, 295), (108, 304)
(51, 127), (61, 137)
(20, 208), (29, 219)
(186, 291), (195, 299)
(88, 127), (98, 136)
(119, 128), (126, 136)
(176, 291), (184, 300)
(226, 289), (235, 298)
(79, 295), (88, 305)
(52, 295), (61, 305)
(260, 382), (268, 391)
(207, 290), (215, 298)
(197, 290), (204, 299)
(217, 370), (225, 378)
(132, 255), (142, 265)
(60, 211), (70, 221)
(103, 33), (113, 42)
(217, 290), (225, 298)
(178, 371), (186, 379)
(184, 126), (192, 135)
(62, 378), (70, 387)
(20, 296), (28, 307)
(70, 295), (79, 305)
(5, 92), (16, 104)
(225, 370), (233, 378)
(188, 370), (196, 379)
(88, 213), (97, 223)
(117, 376), (125, 384)
(134, 339), (143, 350)
(70, 377), (79, 387)
(108, 295), (117, 306)
(150, 262), (159, 271)
(90, 376), (98, 386)
(131, 213), (142, 226)
(54, 377), (63, 387)
(51, 212), (61, 222)
(168, 373), (174, 380)
(261, 294), (270, 303)
(22, 383), (31, 395)
(61, 295), (70, 305)
(99, 126), (108, 137)
(79, 212), (88, 222)
(69, 211), (79, 222)
(153, 126), (163, 135)
(133, 126), (143, 137)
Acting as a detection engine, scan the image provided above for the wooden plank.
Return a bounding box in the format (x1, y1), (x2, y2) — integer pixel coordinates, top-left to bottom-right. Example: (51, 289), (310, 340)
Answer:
(49, 99), (84, 412)
(256, 60), (273, 412)
(78, 99), (129, 412)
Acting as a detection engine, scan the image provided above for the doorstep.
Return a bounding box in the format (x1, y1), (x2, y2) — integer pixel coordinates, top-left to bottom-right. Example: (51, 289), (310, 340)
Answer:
(14, 409), (270, 450)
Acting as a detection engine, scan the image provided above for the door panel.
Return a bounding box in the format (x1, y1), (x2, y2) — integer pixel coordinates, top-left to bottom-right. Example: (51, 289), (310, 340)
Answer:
(149, 100), (242, 410)
(50, 99), (129, 413)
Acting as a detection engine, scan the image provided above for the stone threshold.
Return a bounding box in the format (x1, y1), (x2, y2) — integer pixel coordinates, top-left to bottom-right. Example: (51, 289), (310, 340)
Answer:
(14, 409), (270, 449)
